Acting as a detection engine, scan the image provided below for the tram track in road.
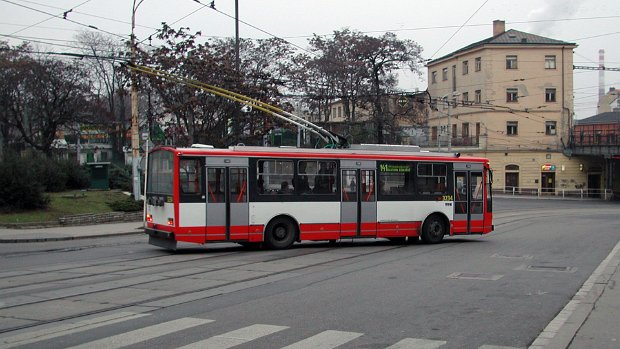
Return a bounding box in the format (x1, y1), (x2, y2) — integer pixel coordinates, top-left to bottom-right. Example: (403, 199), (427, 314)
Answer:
(0, 242), (422, 334)
(0, 240), (147, 258)
(3, 205), (614, 336)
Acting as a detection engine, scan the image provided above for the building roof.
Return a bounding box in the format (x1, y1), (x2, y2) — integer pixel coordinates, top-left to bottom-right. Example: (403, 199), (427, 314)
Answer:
(427, 29), (576, 65)
(574, 112), (620, 125)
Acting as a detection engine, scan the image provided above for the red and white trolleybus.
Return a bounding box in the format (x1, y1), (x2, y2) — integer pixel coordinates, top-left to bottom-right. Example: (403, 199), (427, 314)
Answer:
(145, 144), (493, 250)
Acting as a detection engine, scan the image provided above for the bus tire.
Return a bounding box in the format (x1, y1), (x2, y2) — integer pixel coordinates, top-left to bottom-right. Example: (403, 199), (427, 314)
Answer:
(264, 217), (297, 249)
(421, 214), (446, 244)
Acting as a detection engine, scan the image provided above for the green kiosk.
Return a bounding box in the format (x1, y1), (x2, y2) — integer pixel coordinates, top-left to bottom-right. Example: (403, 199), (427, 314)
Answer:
(86, 162), (110, 190)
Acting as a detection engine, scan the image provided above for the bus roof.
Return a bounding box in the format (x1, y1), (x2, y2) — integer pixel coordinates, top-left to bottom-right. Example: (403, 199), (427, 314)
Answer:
(151, 145), (490, 164)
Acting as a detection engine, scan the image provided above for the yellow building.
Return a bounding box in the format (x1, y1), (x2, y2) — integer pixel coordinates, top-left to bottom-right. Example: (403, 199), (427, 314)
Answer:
(426, 20), (605, 195)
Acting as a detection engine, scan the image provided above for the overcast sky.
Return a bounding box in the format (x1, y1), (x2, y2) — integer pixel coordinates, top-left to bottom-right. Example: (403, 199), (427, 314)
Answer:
(1, 0), (619, 119)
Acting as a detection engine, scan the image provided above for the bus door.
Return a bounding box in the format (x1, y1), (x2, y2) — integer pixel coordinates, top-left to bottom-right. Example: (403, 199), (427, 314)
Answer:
(453, 163), (484, 234)
(205, 157), (249, 241)
(341, 160), (377, 237)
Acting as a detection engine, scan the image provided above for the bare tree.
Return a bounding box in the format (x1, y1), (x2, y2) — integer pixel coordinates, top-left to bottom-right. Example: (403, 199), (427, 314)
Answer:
(302, 30), (423, 144)
(138, 24), (295, 147)
(75, 31), (131, 160)
(358, 32), (422, 143)
(0, 44), (93, 156)
(0, 41), (27, 157)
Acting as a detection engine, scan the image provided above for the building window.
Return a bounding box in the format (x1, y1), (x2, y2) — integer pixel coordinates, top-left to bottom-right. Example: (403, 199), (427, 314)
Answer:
(545, 88), (556, 102)
(506, 55), (518, 69)
(545, 121), (557, 135)
(475, 57), (481, 71)
(431, 71), (437, 84)
(462, 92), (469, 104)
(337, 106), (342, 118)
(507, 121), (518, 135)
(462, 122), (469, 138)
(431, 126), (438, 140)
(442, 68), (448, 81)
(475, 90), (481, 104)
(545, 55), (556, 69)
(462, 60), (469, 75)
(506, 88), (519, 102)
(442, 96), (448, 110)
(452, 124), (457, 138)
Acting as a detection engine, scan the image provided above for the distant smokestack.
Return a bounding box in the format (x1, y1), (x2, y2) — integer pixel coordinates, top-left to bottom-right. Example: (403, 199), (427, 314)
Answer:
(493, 20), (505, 36)
(599, 49), (605, 98)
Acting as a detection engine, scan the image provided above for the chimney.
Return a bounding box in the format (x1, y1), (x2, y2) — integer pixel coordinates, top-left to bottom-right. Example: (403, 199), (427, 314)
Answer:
(493, 20), (505, 36)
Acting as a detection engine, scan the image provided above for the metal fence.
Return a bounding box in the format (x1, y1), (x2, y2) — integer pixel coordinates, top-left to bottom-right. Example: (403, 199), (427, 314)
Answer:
(495, 187), (615, 200)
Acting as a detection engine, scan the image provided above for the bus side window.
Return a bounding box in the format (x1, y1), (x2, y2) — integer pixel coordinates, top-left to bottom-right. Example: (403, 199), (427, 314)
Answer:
(257, 160), (294, 195)
(179, 158), (203, 195)
(314, 161), (336, 194)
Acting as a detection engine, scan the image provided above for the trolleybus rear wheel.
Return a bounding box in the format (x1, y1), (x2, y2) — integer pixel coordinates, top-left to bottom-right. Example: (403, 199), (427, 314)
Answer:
(421, 215), (445, 244)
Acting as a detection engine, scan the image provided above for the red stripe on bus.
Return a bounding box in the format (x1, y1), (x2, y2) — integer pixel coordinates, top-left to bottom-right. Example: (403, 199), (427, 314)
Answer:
(377, 222), (420, 237)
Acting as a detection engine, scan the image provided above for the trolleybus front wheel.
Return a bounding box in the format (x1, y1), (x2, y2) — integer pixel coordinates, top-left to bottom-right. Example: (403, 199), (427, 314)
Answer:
(421, 214), (446, 244)
(264, 217), (297, 249)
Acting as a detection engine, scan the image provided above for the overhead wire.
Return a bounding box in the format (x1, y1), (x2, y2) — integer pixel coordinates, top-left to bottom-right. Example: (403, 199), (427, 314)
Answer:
(0, 0), (127, 40)
(428, 0), (489, 60)
(8, 0), (93, 36)
(8, 0), (158, 31)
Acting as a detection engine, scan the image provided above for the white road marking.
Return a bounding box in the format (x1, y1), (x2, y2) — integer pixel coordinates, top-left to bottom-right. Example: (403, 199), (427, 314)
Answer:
(385, 338), (447, 349)
(64, 317), (213, 349)
(280, 330), (363, 349)
(0, 312), (149, 349)
(176, 324), (288, 349)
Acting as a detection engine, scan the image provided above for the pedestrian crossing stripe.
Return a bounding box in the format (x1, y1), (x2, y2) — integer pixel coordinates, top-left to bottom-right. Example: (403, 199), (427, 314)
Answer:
(0, 312), (524, 349)
(385, 338), (447, 349)
(176, 324), (289, 349)
(64, 317), (214, 349)
(281, 330), (363, 349)
(0, 312), (150, 349)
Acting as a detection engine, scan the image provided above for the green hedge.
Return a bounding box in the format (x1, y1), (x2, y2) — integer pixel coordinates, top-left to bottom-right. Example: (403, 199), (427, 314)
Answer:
(0, 152), (90, 211)
(107, 197), (144, 212)
(0, 153), (50, 210)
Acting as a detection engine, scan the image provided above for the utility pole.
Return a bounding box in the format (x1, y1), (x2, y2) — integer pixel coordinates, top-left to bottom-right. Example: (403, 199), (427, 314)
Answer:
(130, 0), (144, 201)
(235, 0), (240, 72)
(444, 92), (460, 152)
(447, 99), (451, 152)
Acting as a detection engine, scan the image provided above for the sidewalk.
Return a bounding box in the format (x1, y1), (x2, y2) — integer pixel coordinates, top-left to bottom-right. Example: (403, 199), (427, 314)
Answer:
(530, 240), (620, 349)
(0, 222), (618, 348)
(0, 222), (144, 243)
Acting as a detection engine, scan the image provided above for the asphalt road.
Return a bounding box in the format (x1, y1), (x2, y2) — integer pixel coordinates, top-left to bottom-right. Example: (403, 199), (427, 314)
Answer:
(0, 197), (618, 349)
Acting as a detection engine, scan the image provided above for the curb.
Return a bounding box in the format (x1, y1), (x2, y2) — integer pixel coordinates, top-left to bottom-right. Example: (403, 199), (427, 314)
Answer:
(0, 231), (144, 244)
(528, 240), (620, 349)
(0, 212), (143, 230)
